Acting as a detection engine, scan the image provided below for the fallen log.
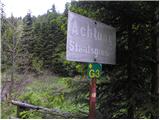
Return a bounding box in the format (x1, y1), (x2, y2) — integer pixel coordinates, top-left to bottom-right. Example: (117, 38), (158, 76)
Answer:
(11, 100), (85, 118)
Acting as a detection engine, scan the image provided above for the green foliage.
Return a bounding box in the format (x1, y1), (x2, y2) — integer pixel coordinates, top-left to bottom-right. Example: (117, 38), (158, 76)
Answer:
(68, 1), (159, 119)
(75, 64), (82, 73)
(32, 57), (43, 74)
(16, 75), (87, 118)
(19, 110), (42, 119)
(1, 16), (22, 72)
(18, 92), (42, 106)
(2, 1), (158, 119)
(1, 102), (17, 118)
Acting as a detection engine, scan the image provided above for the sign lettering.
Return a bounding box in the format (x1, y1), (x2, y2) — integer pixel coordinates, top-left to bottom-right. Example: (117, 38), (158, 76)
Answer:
(66, 11), (116, 64)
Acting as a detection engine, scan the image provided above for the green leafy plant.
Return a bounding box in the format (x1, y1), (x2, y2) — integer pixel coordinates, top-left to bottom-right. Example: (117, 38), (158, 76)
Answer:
(32, 57), (43, 74)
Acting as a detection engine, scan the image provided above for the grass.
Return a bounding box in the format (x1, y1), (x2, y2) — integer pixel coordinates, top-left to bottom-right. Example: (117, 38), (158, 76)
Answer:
(1, 102), (17, 119)
(1, 73), (88, 119)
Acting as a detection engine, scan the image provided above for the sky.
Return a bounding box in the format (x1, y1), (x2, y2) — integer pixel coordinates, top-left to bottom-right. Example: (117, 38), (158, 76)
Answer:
(2, 0), (71, 18)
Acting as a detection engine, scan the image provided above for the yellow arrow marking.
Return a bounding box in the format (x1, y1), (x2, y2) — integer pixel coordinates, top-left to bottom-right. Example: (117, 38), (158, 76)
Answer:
(89, 64), (92, 69)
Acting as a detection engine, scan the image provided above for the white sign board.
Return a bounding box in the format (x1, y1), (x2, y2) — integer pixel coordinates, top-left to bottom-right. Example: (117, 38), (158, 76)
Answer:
(66, 11), (116, 64)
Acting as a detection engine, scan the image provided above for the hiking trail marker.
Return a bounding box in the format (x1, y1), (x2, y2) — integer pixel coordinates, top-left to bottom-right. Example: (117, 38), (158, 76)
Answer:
(87, 63), (102, 79)
(66, 11), (116, 119)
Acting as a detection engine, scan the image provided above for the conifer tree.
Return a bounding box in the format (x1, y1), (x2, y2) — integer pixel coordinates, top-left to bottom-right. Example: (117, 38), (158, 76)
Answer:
(19, 12), (34, 72)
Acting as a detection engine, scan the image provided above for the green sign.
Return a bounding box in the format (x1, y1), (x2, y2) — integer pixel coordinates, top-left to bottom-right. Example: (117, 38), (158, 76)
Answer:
(87, 63), (102, 79)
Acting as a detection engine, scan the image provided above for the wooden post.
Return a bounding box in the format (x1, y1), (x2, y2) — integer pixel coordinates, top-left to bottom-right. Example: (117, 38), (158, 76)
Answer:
(17, 106), (28, 118)
(89, 77), (96, 119)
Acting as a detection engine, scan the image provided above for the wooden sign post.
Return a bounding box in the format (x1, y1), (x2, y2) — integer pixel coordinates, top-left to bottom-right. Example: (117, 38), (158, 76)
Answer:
(89, 77), (96, 119)
(88, 63), (101, 119)
(66, 11), (116, 119)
